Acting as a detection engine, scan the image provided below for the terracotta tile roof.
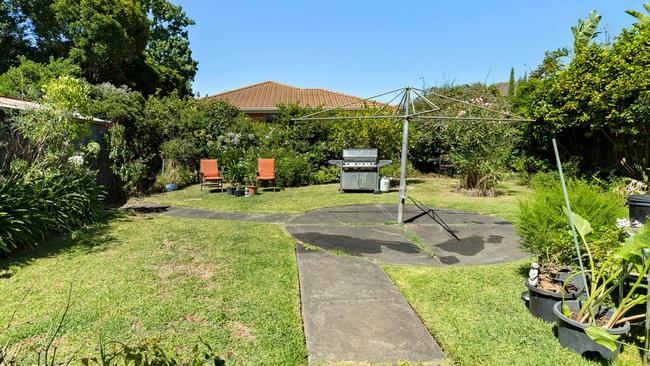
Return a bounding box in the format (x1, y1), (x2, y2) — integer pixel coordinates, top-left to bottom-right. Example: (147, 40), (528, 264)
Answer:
(206, 81), (377, 112)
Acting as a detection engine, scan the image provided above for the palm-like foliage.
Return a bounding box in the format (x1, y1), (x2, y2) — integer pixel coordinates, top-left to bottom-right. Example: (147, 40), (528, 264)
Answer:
(626, 3), (650, 26)
(571, 10), (602, 54)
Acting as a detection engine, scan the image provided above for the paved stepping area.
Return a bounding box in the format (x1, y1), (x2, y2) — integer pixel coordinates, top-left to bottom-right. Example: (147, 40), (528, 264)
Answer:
(120, 204), (295, 224)
(286, 203), (528, 266)
(297, 244), (444, 364)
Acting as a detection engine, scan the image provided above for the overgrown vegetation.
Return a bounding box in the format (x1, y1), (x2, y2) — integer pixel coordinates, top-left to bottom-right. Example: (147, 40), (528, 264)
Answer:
(516, 177), (625, 265)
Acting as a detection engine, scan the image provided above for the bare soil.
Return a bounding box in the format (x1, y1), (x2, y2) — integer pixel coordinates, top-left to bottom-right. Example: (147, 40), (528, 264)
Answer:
(535, 265), (579, 295)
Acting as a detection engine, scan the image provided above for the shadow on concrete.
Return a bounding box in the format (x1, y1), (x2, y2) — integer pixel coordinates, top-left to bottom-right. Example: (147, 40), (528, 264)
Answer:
(291, 232), (423, 257)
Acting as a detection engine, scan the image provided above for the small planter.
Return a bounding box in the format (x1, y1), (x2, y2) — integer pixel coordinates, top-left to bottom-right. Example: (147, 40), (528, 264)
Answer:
(247, 186), (257, 196)
(227, 187), (235, 195)
(525, 280), (580, 322)
(553, 300), (630, 361)
(234, 188), (245, 197)
(165, 183), (178, 192)
(628, 194), (650, 224)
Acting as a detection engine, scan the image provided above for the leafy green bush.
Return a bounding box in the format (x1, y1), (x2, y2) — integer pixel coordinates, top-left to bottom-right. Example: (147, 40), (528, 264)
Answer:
(379, 161), (421, 178)
(0, 169), (104, 254)
(445, 120), (518, 195)
(516, 178), (625, 265)
(160, 137), (199, 169)
(311, 165), (339, 185)
(0, 176), (49, 253)
(274, 151), (313, 187)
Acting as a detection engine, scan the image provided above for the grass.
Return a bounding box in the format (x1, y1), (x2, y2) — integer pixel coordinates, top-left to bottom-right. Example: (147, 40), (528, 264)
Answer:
(133, 177), (529, 221)
(383, 261), (643, 366)
(0, 214), (306, 365)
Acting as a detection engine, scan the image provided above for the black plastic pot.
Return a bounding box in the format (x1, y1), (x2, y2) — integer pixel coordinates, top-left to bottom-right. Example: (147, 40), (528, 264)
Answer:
(553, 300), (630, 361)
(234, 189), (245, 197)
(525, 280), (581, 322)
(628, 194), (650, 224)
(227, 187), (235, 195)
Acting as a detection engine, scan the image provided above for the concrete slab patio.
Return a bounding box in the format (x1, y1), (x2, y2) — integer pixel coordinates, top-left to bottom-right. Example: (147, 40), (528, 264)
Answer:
(297, 245), (444, 364)
(286, 204), (528, 266)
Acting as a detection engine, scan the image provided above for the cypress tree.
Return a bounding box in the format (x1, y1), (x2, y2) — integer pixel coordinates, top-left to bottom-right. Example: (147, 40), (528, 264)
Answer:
(508, 67), (516, 98)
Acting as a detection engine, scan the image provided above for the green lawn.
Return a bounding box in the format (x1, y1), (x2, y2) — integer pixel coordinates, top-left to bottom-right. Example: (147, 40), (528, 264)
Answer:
(133, 177), (529, 221)
(384, 261), (642, 366)
(4, 176), (640, 365)
(0, 214), (306, 365)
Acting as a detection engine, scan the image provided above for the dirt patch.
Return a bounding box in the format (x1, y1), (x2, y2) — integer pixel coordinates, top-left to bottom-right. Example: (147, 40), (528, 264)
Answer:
(131, 318), (143, 330)
(155, 261), (215, 281)
(228, 321), (256, 341)
(184, 314), (213, 326)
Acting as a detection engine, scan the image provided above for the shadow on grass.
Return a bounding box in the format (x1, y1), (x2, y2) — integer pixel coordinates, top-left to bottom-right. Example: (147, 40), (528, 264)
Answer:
(0, 210), (125, 273)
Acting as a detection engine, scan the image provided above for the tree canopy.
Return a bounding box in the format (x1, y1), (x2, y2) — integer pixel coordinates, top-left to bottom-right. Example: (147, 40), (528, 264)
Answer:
(1, 0), (197, 96)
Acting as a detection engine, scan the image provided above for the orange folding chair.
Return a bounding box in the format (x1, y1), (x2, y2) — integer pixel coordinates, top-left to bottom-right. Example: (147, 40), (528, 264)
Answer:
(200, 159), (223, 191)
(256, 158), (276, 192)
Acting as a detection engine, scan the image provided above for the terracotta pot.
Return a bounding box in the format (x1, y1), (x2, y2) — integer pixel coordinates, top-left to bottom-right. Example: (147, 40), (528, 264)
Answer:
(247, 186), (257, 196)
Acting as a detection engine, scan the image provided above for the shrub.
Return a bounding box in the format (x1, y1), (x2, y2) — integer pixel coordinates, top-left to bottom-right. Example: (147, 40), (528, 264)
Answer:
(160, 137), (199, 169)
(379, 161), (421, 178)
(30, 168), (104, 233)
(274, 151), (313, 187)
(444, 120), (518, 195)
(516, 178), (625, 265)
(0, 169), (104, 254)
(311, 165), (339, 185)
(0, 176), (49, 253)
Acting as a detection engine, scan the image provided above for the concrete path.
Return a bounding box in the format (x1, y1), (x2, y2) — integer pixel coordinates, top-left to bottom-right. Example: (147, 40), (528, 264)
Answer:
(120, 203), (295, 224)
(287, 204), (529, 266)
(297, 245), (444, 364)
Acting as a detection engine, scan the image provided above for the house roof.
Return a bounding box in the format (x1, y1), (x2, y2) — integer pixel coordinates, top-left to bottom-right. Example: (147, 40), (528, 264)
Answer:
(205, 81), (377, 112)
(0, 95), (108, 125)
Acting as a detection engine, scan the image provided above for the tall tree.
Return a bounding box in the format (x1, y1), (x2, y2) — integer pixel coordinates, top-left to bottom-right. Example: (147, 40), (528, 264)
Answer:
(0, 0), (32, 73)
(143, 0), (197, 86)
(10, 0), (196, 96)
(507, 67), (515, 98)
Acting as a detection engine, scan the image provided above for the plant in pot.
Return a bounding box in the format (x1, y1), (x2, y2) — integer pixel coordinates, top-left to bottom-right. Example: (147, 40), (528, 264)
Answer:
(157, 161), (188, 192)
(621, 158), (650, 224)
(517, 178), (624, 322)
(555, 211), (650, 361)
(228, 159), (247, 197)
(245, 171), (257, 196)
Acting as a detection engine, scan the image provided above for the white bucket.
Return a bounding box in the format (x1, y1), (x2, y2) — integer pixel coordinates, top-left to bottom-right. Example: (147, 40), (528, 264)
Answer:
(380, 176), (390, 193)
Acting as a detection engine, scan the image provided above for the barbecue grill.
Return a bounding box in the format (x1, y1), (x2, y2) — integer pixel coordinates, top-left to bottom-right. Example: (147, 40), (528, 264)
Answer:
(328, 149), (391, 192)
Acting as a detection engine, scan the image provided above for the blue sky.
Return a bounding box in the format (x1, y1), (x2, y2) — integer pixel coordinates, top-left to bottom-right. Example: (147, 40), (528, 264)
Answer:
(176, 1), (640, 98)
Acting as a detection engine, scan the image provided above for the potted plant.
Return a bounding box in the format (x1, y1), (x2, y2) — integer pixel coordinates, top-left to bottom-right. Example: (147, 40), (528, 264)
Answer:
(517, 179), (623, 322)
(159, 161), (184, 192)
(621, 158), (650, 223)
(245, 173), (257, 196)
(230, 160), (247, 197)
(554, 211), (650, 361)
(525, 264), (583, 322)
